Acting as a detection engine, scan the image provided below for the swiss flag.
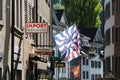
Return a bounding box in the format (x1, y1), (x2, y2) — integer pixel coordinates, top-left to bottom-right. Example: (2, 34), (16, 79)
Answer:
(72, 65), (80, 78)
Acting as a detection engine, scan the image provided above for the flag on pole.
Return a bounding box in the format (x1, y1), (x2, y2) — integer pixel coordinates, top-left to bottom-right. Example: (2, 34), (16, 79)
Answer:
(54, 24), (81, 62)
(72, 65), (80, 78)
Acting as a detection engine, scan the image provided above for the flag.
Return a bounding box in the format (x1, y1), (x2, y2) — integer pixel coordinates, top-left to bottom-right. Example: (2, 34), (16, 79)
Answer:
(54, 24), (81, 62)
(72, 65), (80, 78)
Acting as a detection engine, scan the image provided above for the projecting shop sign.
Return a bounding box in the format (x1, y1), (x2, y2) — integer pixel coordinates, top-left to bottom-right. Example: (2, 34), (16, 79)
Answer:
(25, 23), (48, 33)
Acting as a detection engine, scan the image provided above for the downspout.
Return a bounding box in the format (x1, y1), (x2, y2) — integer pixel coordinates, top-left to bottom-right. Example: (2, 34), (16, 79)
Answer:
(11, 0), (15, 80)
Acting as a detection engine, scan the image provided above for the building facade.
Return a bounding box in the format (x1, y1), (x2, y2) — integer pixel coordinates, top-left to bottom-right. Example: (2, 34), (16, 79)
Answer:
(80, 28), (104, 80)
(104, 0), (120, 79)
(0, 0), (7, 79)
(52, 9), (70, 80)
(0, 0), (53, 80)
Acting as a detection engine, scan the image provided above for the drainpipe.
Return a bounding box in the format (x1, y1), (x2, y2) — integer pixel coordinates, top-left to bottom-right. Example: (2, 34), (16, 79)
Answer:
(11, 0), (15, 80)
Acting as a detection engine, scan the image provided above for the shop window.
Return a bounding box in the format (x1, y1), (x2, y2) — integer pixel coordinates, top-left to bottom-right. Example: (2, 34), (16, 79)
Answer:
(16, 70), (22, 80)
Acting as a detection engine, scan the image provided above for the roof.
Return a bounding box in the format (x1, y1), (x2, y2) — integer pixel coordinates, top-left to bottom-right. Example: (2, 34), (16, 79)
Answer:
(80, 28), (98, 42)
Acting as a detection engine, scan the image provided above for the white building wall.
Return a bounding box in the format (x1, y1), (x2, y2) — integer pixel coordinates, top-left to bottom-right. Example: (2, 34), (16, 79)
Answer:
(90, 54), (103, 80)
(81, 58), (90, 80)
(53, 24), (69, 80)
(81, 54), (103, 80)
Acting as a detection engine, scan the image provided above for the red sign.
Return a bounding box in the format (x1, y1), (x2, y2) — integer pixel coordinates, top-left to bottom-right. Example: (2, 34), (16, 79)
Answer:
(35, 50), (52, 55)
(25, 23), (48, 33)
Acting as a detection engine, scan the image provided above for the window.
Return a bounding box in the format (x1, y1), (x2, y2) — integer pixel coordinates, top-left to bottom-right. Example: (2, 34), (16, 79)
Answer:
(86, 58), (88, 65)
(91, 74), (94, 80)
(95, 74), (98, 80)
(98, 74), (101, 78)
(112, 27), (115, 43)
(15, 0), (22, 29)
(0, 0), (2, 20)
(83, 57), (85, 65)
(105, 57), (111, 75)
(95, 61), (97, 68)
(112, 0), (115, 14)
(0, 68), (1, 80)
(115, 27), (120, 42)
(115, 57), (120, 74)
(105, 29), (110, 46)
(83, 71), (85, 79)
(105, 2), (110, 20)
(98, 61), (101, 68)
(115, 0), (120, 13)
(0, 0), (3, 26)
(83, 57), (89, 65)
(62, 67), (66, 73)
(86, 71), (89, 79)
(91, 61), (94, 68)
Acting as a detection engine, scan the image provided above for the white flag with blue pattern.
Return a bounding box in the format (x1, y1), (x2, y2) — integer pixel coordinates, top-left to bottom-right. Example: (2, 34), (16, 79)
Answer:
(54, 24), (81, 62)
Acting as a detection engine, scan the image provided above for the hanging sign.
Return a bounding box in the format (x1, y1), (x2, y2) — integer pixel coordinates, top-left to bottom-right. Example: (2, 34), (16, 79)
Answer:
(54, 62), (65, 68)
(25, 23), (48, 33)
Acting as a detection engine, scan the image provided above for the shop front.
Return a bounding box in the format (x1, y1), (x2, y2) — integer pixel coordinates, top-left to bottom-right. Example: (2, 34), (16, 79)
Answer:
(27, 53), (53, 80)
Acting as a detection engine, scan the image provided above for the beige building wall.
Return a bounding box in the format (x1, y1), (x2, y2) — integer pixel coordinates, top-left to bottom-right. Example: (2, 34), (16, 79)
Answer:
(38, 0), (51, 24)
(0, 0), (6, 77)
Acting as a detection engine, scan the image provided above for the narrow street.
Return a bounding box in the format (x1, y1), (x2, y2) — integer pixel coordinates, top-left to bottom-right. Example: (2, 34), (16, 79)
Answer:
(0, 0), (120, 80)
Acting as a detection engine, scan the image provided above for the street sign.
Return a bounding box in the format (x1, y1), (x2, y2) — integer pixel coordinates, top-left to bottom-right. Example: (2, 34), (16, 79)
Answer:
(25, 23), (48, 33)
(54, 62), (65, 68)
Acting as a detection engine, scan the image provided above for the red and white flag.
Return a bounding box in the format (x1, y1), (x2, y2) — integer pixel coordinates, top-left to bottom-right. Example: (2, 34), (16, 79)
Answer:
(72, 65), (80, 78)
